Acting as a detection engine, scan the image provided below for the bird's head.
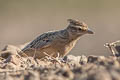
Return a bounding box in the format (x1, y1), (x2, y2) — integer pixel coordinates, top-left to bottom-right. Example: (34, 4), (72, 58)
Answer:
(67, 19), (94, 36)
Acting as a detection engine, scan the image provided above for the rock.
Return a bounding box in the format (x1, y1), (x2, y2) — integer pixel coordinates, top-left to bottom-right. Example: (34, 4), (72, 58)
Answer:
(0, 45), (21, 59)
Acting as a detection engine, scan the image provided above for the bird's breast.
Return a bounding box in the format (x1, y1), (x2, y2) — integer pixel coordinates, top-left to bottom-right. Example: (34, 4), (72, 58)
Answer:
(52, 39), (78, 57)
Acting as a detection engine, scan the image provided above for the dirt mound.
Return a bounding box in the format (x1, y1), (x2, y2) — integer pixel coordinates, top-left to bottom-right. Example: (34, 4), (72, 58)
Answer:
(0, 54), (120, 80)
(0, 40), (120, 80)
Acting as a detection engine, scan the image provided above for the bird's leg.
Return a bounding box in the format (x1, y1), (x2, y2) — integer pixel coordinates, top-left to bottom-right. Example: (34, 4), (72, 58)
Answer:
(32, 48), (39, 64)
(56, 53), (65, 62)
(43, 52), (61, 64)
(33, 48), (37, 58)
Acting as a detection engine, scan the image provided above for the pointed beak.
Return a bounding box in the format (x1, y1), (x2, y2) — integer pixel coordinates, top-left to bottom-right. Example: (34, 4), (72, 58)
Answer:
(87, 28), (94, 34)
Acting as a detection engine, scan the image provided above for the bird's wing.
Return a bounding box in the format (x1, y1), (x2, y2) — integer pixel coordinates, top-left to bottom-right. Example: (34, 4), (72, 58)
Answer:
(22, 32), (56, 51)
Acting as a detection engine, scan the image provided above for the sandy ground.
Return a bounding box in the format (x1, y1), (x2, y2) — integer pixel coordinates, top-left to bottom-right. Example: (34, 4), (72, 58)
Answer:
(0, 41), (120, 80)
(0, 54), (120, 80)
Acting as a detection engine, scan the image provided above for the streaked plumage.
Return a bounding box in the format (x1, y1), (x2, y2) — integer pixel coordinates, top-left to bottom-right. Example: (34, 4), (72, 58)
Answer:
(20, 19), (94, 59)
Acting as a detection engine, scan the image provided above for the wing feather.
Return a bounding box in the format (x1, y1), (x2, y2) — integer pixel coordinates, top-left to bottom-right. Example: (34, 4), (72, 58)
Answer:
(22, 32), (56, 51)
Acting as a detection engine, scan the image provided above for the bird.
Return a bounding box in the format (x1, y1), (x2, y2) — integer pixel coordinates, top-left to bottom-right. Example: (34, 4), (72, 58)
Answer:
(20, 19), (94, 59)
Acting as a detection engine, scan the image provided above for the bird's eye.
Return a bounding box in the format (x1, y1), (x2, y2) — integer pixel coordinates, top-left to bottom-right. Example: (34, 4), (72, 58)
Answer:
(79, 28), (82, 30)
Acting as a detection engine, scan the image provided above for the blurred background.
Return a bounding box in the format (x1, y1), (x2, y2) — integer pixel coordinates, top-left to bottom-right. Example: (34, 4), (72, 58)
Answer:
(0, 0), (120, 56)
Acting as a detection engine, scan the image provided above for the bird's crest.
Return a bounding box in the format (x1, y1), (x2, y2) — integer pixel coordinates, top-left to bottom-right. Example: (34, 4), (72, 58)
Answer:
(67, 19), (87, 27)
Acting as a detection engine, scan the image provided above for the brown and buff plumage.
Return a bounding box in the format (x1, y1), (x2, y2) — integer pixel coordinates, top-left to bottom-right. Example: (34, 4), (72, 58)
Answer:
(20, 19), (94, 59)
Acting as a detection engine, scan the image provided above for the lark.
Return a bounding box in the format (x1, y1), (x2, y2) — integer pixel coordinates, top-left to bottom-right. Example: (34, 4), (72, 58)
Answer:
(20, 19), (94, 59)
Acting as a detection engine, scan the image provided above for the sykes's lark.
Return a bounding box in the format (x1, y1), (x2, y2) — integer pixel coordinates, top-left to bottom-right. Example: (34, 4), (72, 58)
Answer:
(21, 19), (94, 59)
